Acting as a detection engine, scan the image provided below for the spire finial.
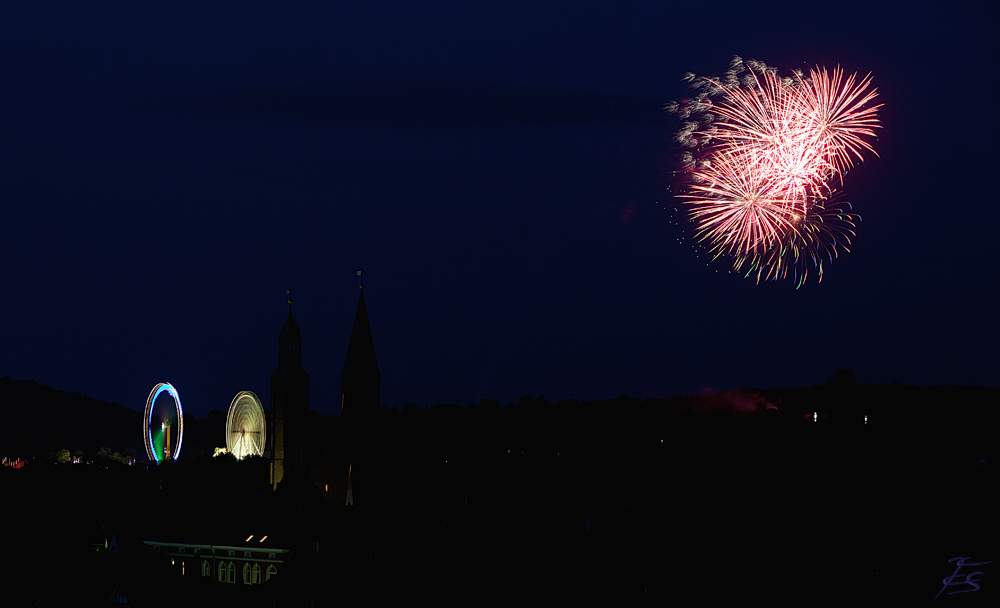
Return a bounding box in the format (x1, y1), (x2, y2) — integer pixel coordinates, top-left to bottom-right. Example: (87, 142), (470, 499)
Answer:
(357, 269), (363, 289)
(287, 286), (293, 310)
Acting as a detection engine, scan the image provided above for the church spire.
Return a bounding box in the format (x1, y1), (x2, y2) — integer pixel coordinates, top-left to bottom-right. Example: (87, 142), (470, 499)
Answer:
(271, 288), (309, 490)
(341, 273), (380, 419)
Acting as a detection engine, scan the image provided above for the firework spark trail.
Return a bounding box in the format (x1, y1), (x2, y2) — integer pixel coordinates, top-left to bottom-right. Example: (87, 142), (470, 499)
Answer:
(687, 149), (796, 260)
(669, 57), (880, 287)
(793, 66), (882, 177)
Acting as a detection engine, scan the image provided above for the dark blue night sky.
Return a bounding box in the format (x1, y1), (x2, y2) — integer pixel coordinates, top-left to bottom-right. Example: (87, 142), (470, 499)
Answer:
(1, 1), (997, 417)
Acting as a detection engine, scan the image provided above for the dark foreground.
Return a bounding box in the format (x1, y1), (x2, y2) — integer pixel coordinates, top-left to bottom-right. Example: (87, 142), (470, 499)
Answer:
(4, 395), (997, 606)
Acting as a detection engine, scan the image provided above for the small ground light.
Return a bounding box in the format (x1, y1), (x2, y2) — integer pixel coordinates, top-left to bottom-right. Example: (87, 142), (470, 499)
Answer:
(813, 412), (817, 422)
(865, 415), (868, 424)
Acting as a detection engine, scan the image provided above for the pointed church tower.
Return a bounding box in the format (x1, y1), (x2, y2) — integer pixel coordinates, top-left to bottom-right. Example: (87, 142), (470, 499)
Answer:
(341, 274), (380, 425)
(270, 289), (309, 490)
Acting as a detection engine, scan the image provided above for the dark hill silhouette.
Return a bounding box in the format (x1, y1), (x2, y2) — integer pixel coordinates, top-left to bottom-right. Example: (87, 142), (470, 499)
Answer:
(0, 376), (143, 460)
(0, 377), (242, 461)
(5, 369), (998, 467)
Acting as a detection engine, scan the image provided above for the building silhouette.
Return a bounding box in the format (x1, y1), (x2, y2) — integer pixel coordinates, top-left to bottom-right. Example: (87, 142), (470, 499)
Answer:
(341, 279), (380, 423)
(265, 280), (381, 504)
(341, 278), (381, 505)
(265, 280), (382, 505)
(269, 293), (309, 490)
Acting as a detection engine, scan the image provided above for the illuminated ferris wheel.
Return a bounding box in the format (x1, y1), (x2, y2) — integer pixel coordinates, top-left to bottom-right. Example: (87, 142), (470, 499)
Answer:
(144, 382), (184, 463)
(226, 391), (266, 460)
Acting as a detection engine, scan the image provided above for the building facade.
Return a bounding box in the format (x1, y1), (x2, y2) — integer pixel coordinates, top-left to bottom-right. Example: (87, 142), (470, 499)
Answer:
(143, 539), (290, 585)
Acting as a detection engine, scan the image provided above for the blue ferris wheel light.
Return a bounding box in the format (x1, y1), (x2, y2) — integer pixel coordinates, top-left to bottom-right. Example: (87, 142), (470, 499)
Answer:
(144, 382), (184, 463)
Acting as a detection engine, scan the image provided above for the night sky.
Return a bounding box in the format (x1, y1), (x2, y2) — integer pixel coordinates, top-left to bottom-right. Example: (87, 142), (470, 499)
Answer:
(1, 2), (997, 418)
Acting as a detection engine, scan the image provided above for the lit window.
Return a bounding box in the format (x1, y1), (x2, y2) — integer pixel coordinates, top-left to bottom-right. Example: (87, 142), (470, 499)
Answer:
(325, 483), (329, 492)
(243, 563), (252, 585)
(252, 563), (261, 584)
(228, 562), (235, 584)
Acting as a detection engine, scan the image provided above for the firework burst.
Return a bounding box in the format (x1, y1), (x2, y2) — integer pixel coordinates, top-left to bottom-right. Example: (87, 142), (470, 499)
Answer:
(669, 57), (881, 287)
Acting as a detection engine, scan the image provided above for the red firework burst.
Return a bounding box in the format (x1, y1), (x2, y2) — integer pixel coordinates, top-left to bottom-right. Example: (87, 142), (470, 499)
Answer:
(669, 57), (881, 286)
